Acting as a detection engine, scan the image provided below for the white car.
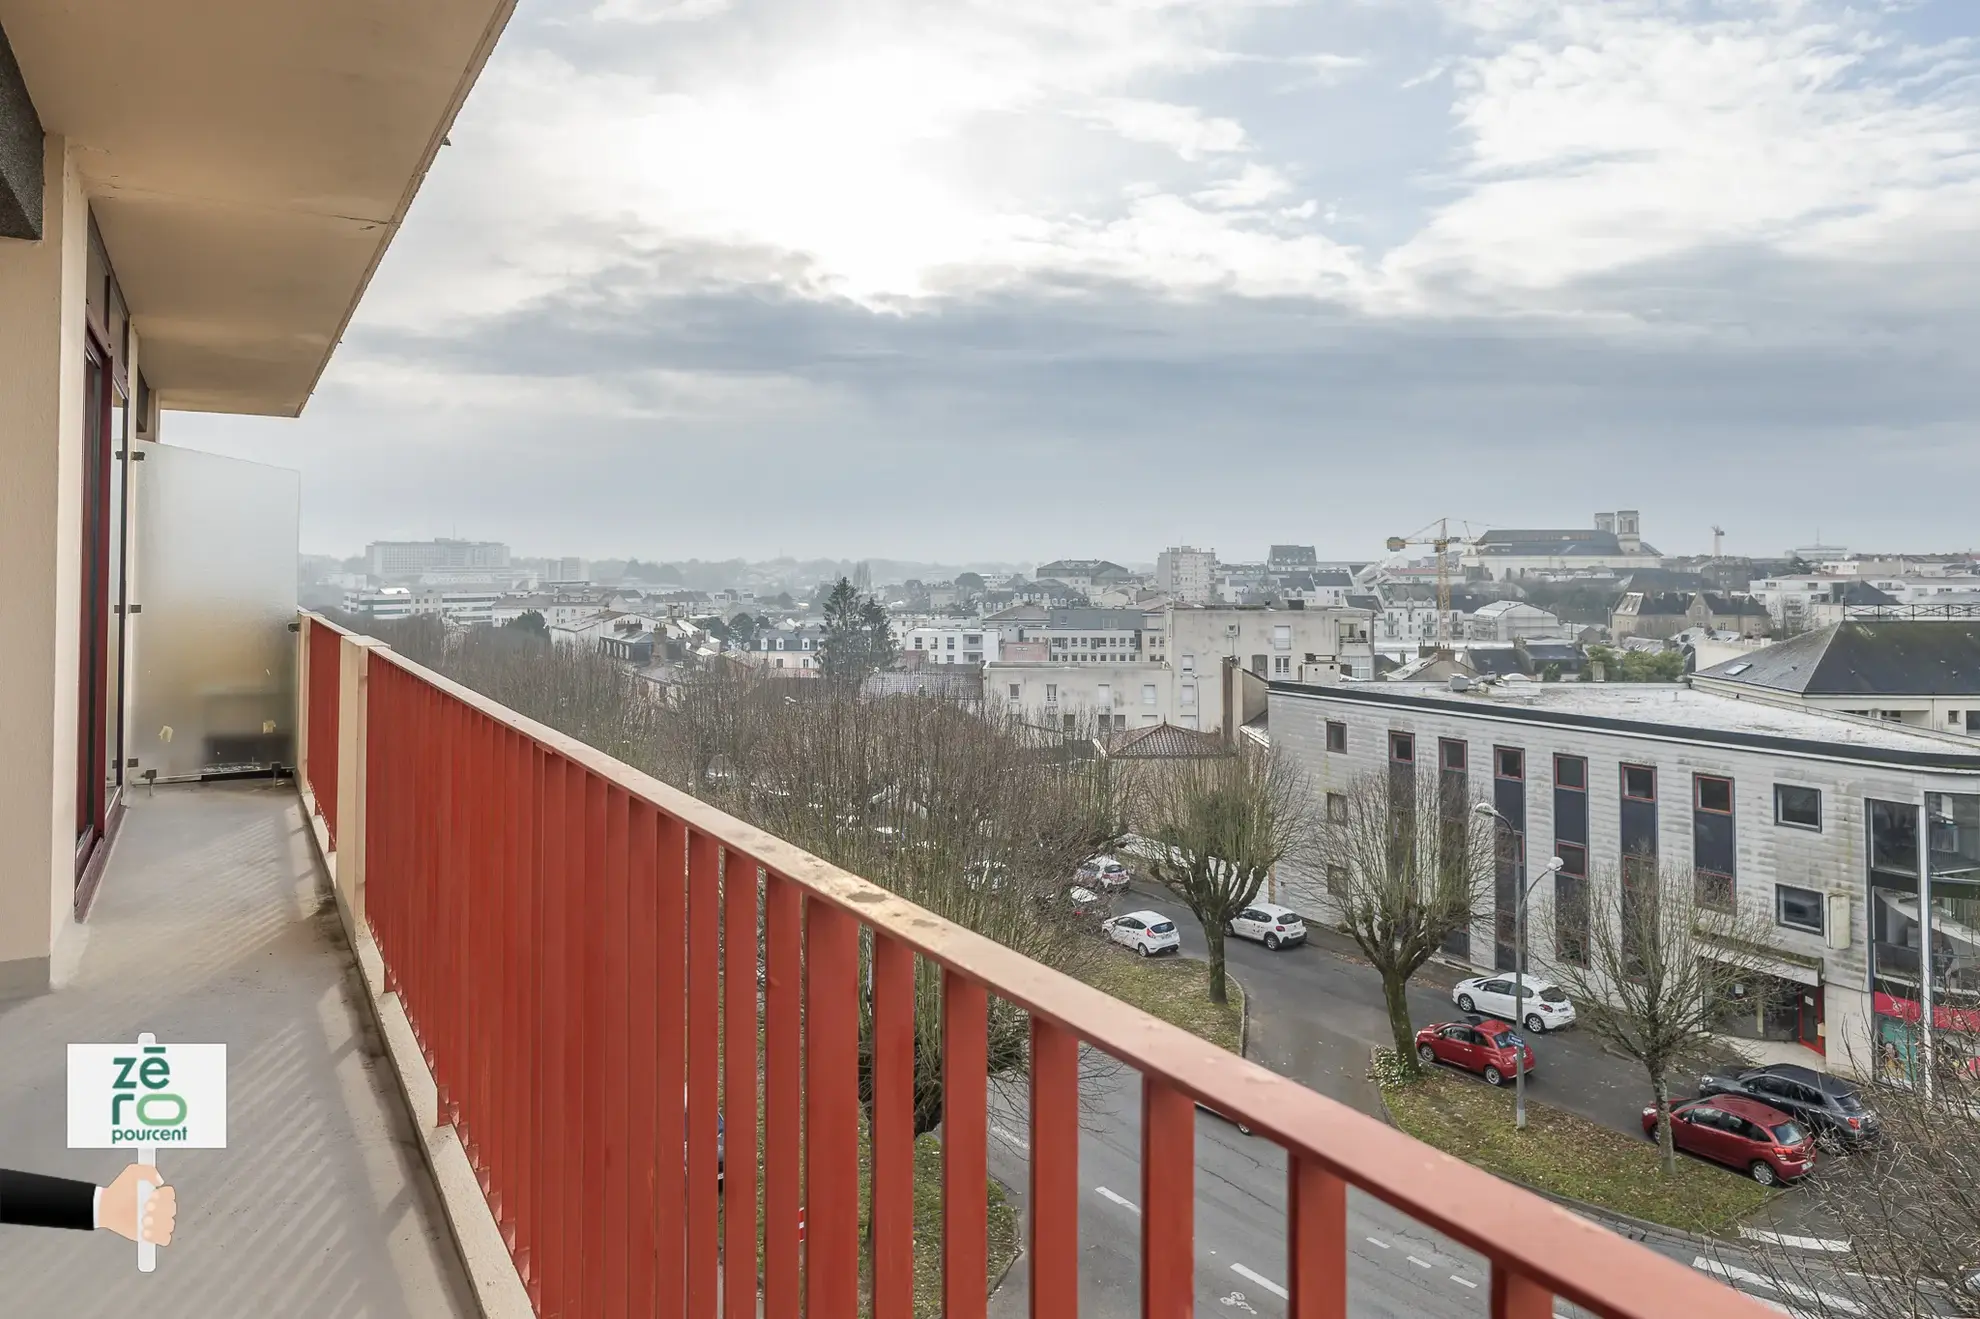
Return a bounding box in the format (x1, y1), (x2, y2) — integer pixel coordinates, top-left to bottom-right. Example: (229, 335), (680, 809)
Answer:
(1078, 855), (1134, 893)
(1452, 975), (1577, 1033)
(1225, 902), (1306, 951)
(1103, 910), (1180, 957)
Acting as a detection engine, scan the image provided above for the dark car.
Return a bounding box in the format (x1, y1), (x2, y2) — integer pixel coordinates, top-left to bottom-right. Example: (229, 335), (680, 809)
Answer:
(1696, 1063), (1877, 1151)
(1415, 1018), (1535, 1087)
(1645, 1096), (1815, 1186)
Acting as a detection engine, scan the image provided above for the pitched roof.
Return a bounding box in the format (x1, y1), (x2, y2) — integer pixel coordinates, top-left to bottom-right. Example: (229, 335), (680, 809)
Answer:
(1615, 591), (1689, 617)
(1696, 621), (1980, 696)
(1698, 593), (1767, 617)
(1102, 722), (1229, 758)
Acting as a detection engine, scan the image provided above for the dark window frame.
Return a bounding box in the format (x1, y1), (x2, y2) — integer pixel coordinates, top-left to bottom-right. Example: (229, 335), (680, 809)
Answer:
(1774, 783), (1822, 831)
(1555, 841), (1587, 877)
(1775, 884), (1825, 934)
(1554, 754), (1587, 791)
(1622, 763), (1656, 802)
(1695, 774), (1734, 815)
(1325, 720), (1347, 753)
(1390, 730), (1415, 764)
(1495, 746), (1524, 781)
(1440, 738), (1467, 771)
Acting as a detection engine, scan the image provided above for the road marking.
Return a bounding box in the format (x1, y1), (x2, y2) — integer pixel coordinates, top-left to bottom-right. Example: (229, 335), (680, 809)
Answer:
(1739, 1228), (1849, 1253)
(1096, 1186), (1140, 1215)
(1450, 1275), (1478, 1289)
(1231, 1264), (1289, 1299)
(1407, 1256), (1433, 1269)
(1365, 1236), (1390, 1249)
(991, 1125), (1030, 1152)
(1692, 1256), (1863, 1316)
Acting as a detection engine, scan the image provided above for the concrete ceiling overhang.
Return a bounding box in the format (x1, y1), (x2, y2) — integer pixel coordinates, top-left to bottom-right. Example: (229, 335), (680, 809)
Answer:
(0, 0), (517, 417)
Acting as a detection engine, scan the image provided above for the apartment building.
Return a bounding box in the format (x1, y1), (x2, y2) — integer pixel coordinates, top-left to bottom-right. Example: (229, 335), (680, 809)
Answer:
(994, 662), (1174, 734)
(366, 537), (511, 578)
(1272, 678), (1980, 1081)
(1694, 622), (1980, 737)
(1156, 545), (1217, 604)
(902, 624), (999, 665)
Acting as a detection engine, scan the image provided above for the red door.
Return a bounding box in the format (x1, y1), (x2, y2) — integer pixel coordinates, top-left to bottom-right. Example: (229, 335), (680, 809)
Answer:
(74, 338), (113, 873)
(1798, 986), (1825, 1055)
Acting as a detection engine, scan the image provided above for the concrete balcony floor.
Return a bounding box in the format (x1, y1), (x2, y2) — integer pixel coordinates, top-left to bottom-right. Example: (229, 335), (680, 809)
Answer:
(0, 783), (475, 1318)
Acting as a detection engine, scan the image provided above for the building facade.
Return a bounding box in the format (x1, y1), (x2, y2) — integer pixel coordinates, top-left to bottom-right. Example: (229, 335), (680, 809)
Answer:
(366, 537), (511, 578)
(1270, 678), (1980, 1081)
(1156, 545), (1217, 605)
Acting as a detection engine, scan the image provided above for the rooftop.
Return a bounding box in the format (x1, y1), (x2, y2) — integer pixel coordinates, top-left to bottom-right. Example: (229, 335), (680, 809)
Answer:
(1271, 677), (1980, 768)
(1696, 621), (1980, 696)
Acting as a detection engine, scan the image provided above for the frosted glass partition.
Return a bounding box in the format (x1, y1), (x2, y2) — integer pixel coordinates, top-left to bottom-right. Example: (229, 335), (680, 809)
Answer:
(130, 444), (299, 782)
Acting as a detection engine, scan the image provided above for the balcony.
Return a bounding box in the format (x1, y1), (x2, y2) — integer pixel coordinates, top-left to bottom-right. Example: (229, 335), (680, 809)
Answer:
(287, 612), (1771, 1319)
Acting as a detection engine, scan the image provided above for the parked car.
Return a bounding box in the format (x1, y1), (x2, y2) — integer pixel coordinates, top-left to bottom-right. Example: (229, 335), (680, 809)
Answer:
(1452, 976), (1577, 1034)
(1414, 1019), (1535, 1087)
(1696, 1063), (1878, 1151)
(1225, 902), (1306, 951)
(1644, 1096), (1814, 1185)
(1078, 855), (1134, 893)
(1103, 910), (1180, 957)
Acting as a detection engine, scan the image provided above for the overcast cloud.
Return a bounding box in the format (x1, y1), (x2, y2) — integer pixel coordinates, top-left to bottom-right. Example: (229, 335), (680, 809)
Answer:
(175, 0), (1980, 563)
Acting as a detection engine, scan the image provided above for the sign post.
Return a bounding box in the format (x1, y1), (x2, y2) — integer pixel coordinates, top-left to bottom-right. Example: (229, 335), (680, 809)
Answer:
(68, 1032), (227, 1272)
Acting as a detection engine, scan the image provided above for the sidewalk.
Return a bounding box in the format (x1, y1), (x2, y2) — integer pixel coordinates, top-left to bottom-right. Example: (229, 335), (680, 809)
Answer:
(0, 783), (474, 1318)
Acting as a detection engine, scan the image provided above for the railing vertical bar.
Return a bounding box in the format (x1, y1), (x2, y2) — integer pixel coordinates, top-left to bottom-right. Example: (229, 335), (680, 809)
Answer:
(474, 711), (496, 1186)
(1141, 1078), (1194, 1319)
(655, 814), (689, 1319)
(1492, 1266), (1554, 1319)
(686, 831), (722, 1317)
(626, 798), (660, 1316)
(1028, 1017), (1079, 1319)
(761, 871), (802, 1319)
(562, 748), (582, 1315)
(437, 684), (459, 1124)
(944, 971), (990, 1319)
(517, 734), (540, 1294)
(1287, 1155), (1346, 1319)
(870, 932), (916, 1319)
(804, 898), (859, 1319)
(582, 771), (609, 1317)
(530, 744), (562, 1307)
(603, 784), (632, 1318)
(723, 853), (760, 1319)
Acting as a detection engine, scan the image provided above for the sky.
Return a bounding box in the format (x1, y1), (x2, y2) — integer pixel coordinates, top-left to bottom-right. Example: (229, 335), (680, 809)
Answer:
(175, 0), (1980, 565)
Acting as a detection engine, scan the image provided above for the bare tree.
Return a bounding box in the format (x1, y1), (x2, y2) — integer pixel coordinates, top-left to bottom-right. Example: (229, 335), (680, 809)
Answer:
(1752, 1048), (1980, 1318)
(1139, 743), (1315, 1005)
(1538, 855), (1776, 1175)
(1319, 767), (1496, 1076)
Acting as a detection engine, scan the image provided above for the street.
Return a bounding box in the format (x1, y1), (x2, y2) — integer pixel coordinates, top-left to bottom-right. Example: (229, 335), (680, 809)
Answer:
(979, 1054), (1864, 1319)
(973, 882), (1869, 1316)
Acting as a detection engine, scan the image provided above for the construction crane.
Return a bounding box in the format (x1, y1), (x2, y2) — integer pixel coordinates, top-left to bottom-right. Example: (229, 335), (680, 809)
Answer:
(1385, 518), (1466, 654)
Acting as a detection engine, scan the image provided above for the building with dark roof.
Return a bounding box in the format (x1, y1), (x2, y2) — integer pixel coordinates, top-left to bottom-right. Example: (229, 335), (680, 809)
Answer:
(1463, 511), (1663, 582)
(1692, 621), (1980, 737)
(1034, 559), (1134, 589)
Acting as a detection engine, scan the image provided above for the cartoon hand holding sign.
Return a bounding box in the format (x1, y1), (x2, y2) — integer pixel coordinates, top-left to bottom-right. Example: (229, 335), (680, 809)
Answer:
(64, 1032), (226, 1270)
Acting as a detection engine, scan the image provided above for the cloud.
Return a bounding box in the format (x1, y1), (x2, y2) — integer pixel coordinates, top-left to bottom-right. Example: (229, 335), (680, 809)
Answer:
(1082, 98), (1252, 160)
(168, 0), (1980, 560)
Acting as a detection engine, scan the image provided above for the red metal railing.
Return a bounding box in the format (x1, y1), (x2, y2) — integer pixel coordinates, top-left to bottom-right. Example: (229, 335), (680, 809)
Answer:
(304, 614), (345, 846)
(337, 633), (1772, 1319)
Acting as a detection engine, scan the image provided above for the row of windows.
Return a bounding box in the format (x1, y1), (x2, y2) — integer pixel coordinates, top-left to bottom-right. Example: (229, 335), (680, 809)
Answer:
(1326, 719), (1826, 830)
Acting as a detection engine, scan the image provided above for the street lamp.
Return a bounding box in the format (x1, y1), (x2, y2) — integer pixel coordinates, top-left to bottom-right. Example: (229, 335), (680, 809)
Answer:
(1474, 801), (1565, 1131)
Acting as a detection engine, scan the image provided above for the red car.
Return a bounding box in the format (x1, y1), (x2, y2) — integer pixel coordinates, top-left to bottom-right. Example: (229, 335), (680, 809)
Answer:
(1415, 1019), (1535, 1087)
(1642, 1096), (1815, 1186)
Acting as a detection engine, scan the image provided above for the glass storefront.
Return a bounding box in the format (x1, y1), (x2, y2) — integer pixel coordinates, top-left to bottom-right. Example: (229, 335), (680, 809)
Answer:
(1712, 971), (1804, 1043)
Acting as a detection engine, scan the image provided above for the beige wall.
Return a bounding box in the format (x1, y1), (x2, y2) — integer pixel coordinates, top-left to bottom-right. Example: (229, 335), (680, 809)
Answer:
(0, 135), (88, 994)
